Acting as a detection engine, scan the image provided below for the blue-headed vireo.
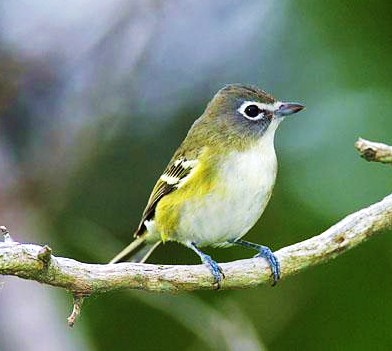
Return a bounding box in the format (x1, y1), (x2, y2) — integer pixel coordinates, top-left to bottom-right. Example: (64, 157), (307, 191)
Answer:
(110, 84), (304, 286)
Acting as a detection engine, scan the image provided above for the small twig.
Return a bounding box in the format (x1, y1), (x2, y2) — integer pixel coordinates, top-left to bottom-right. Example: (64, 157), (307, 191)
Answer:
(67, 295), (85, 327)
(355, 138), (392, 164)
(1, 226), (13, 243)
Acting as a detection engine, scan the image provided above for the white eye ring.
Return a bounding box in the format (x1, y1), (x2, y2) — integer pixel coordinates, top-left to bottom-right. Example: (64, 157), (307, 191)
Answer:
(238, 101), (276, 121)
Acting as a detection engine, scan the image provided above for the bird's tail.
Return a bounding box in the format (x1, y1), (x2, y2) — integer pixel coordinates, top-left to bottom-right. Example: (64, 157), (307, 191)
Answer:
(109, 234), (161, 264)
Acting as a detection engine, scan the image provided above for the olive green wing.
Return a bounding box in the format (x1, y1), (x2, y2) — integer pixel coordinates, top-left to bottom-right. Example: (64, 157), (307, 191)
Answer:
(133, 156), (198, 237)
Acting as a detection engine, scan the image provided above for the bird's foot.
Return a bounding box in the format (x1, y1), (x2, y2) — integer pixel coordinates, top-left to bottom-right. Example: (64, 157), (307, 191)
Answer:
(201, 253), (225, 289)
(188, 242), (225, 288)
(228, 239), (281, 286)
(254, 245), (280, 286)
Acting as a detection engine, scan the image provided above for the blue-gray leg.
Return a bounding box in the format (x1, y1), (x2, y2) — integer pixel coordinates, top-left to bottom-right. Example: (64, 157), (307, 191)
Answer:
(188, 242), (225, 288)
(229, 239), (280, 286)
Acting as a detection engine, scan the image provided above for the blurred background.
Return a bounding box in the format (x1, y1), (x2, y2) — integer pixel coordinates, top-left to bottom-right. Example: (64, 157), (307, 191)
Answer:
(0, 0), (391, 350)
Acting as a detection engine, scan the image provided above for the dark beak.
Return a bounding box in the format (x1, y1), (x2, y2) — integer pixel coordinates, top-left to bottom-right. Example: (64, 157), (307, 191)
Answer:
(275, 102), (305, 117)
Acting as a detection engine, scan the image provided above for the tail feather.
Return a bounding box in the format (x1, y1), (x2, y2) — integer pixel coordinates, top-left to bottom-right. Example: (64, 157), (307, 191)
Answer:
(109, 235), (161, 264)
(133, 241), (161, 263)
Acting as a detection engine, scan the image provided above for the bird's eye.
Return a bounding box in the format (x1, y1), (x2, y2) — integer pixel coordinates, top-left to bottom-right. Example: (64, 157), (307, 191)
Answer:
(244, 104), (261, 118)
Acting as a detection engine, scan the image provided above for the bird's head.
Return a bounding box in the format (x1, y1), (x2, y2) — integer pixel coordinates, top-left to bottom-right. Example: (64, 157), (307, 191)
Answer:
(202, 84), (304, 143)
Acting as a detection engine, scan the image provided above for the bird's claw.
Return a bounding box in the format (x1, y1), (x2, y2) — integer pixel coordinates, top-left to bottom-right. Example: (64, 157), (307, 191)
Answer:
(202, 254), (225, 289)
(254, 246), (280, 286)
(188, 242), (225, 289)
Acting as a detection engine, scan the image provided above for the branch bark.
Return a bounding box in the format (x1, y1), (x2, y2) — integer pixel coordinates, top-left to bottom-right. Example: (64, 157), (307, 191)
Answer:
(1, 192), (392, 294)
(355, 138), (392, 164)
(1, 139), (391, 326)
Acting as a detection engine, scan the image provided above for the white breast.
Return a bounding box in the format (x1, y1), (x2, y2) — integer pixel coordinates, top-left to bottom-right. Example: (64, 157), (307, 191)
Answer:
(177, 121), (279, 246)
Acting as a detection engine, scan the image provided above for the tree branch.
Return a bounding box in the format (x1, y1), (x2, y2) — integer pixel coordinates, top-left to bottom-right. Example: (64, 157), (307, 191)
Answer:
(1, 139), (391, 326)
(1, 193), (392, 294)
(355, 138), (392, 164)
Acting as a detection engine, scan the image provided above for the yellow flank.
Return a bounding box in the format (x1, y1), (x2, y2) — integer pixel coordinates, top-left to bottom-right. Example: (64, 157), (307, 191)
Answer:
(155, 147), (218, 242)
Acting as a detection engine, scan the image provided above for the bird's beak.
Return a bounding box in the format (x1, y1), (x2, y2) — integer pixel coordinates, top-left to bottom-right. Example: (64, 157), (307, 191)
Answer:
(275, 102), (305, 117)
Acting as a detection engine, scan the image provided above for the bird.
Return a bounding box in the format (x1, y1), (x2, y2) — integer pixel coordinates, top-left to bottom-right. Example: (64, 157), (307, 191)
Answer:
(109, 83), (304, 287)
